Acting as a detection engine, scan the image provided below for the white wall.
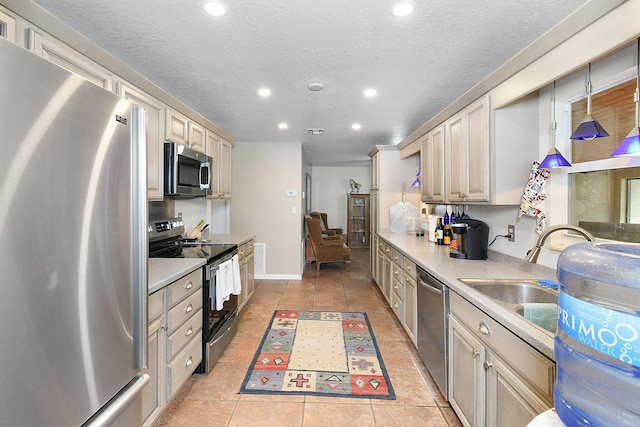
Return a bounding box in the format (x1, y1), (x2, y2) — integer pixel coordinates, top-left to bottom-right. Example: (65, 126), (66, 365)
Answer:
(310, 166), (371, 232)
(231, 142), (303, 278)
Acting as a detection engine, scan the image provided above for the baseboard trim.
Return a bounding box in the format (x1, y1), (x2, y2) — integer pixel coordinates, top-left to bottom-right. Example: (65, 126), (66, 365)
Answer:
(255, 273), (302, 280)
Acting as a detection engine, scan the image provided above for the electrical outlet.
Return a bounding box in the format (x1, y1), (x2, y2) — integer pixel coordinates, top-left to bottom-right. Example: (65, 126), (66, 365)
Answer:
(507, 225), (516, 242)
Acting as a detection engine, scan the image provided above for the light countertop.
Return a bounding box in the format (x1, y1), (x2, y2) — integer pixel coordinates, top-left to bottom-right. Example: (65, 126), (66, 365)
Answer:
(200, 233), (255, 246)
(148, 258), (206, 294)
(147, 233), (255, 295)
(378, 232), (555, 360)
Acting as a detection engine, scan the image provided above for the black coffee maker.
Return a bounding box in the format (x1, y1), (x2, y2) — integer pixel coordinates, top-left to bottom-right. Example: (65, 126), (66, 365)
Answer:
(450, 219), (489, 260)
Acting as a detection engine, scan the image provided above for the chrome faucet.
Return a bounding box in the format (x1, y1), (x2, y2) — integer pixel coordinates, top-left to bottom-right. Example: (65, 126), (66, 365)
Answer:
(525, 224), (596, 263)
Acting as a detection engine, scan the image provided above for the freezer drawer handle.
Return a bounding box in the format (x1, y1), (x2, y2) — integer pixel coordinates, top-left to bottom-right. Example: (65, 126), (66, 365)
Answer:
(478, 322), (491, 336)
(185, 304), (193, 313)
(185, 356), (193, 367)
(185, 327), (193, 337)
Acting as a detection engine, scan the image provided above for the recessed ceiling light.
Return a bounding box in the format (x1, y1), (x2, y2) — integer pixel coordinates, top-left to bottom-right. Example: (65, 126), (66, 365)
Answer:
(278, 123), (288, 129)
(364, 88), (377, 98)
(258, 88), (271, 97)
(391, 1), (415, 18)
(203, 0), (227, 17)
(352, 123), (362, 130)
(308, 83), (325, 92)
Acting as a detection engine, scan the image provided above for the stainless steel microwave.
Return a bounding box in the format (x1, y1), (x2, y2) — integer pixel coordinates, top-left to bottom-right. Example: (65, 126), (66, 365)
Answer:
(164, 142), (212, 198)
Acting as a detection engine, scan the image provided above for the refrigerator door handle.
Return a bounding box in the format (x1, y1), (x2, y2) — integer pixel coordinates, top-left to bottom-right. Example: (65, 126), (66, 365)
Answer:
(131, 106), (148, 370)
(82, 374), (150, 427)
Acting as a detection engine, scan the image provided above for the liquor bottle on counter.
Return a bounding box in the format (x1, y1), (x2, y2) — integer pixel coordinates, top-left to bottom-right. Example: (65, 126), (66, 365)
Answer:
(443, 223), (452, 245)
(436, 217), (444, 245)
(443, 208), (450, 227)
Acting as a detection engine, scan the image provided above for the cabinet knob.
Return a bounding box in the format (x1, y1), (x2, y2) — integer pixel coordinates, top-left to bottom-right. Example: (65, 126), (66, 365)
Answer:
(185, 327), (193, 336)
(483, 360), (493, 370)
(185, 304), (193, 313)
(478, 322), (491, 335)
(185, 281), (193, 290)
(472, 349), (480, 358)
(185, 356), (193, 367)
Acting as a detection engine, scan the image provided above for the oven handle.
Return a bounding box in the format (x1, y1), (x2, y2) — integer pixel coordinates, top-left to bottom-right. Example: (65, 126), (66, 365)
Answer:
(204, 252), (237, 280)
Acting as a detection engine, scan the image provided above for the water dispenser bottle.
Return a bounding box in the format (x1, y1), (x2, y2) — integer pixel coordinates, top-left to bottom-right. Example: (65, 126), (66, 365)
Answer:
(555, 242), (640, 426)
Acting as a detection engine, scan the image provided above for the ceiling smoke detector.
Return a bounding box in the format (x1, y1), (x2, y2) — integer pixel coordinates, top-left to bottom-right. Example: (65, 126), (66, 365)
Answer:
(307, 128), (324, 135)
(308, 83), (325, 92)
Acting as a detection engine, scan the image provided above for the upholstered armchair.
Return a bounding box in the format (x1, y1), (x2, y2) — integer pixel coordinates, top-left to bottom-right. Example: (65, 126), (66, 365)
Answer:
(309, 211), (345, 240)
(305, 216), (350, 272)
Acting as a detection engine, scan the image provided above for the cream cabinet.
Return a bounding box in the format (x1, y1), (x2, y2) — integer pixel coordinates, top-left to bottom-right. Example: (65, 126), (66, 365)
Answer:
(448, 291), (554, 427)
(403, 259), (417, 343)
(165, 108), (188, 146)
(206, 131), (221, 198)
(238, 239), (255, 310)
(27, 28), (114, 90)
(219, 139), (232, 199)
(142, 289), (166, 427)
(165, 108), (206, 154)
(380, 240), (418, 347)
(206, 133), (232, 199)
(421, 124), (446, 203)
(445, 96), (490, 203)
(164, 269), (203, 402)
(188, 121), (206, 153)
(117, 82), (165, 201)
(0, 7), (17, 42)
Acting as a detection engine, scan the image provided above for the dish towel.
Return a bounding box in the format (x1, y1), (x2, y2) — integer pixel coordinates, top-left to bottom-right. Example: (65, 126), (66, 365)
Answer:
(518, 161), (551, 234)
(231, 254), (242, 295)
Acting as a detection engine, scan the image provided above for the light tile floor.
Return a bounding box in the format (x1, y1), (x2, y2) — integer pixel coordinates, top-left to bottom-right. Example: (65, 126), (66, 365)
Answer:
(156, 248), (463, 427)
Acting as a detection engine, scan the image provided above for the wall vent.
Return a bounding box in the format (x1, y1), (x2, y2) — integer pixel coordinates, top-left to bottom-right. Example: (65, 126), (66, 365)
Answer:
(254, 243), (266, 275)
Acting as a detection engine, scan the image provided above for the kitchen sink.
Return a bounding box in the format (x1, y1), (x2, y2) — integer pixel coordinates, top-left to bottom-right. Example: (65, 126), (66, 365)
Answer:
(459, 279), (558, 304)
(458, 278), (558, 333)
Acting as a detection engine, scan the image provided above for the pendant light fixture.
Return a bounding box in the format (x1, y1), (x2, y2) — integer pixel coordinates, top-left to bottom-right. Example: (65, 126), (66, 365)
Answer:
(540, 81), (571, 168)
(570, 63), (610, 140)
(411, 169), (421, 187)
(612, 38), (640, 157)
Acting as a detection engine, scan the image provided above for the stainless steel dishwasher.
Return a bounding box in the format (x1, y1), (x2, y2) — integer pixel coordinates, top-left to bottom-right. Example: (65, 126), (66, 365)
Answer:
(417, 266), (449, 400)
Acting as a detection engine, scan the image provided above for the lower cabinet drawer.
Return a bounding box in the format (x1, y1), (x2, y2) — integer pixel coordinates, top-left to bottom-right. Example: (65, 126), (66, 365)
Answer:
(148, 289), (164, 322)
(167, 308), (203, 361)
(167, 331), (203, 400)
(167, 288), (203, 335)
(392, 276), (404, 300)
(391, 291), (404, 322)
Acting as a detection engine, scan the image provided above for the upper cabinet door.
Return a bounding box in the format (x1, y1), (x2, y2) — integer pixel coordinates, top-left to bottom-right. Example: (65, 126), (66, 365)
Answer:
(117, 82), (165, 201)
(445, 96), (490, 203)
(464, 96), (490, 202)
(0, 8), (17, 42)
(188, 121), (206, 154)
(165, 108), (189, 145)
(219, 139), (232, 199)
(206, 131), (220, 198)
(27, 28), (113, 91)
(422, 125), (446, 203)
(446, 113), (466, 202)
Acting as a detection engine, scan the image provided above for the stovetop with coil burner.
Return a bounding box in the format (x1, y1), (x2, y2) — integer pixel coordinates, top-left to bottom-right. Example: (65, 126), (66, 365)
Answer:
(148, 217), (236, 262)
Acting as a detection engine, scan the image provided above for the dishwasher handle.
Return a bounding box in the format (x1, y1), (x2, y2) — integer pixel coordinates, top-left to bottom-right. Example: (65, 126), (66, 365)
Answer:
(418, 273), (444, 295)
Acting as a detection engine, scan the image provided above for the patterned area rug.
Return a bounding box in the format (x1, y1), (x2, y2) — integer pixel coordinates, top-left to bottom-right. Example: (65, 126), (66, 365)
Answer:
(239, 310), (395, 399)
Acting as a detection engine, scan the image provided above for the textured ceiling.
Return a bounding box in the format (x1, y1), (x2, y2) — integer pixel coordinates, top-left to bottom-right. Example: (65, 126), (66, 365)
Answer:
(33, 0), (589, 166)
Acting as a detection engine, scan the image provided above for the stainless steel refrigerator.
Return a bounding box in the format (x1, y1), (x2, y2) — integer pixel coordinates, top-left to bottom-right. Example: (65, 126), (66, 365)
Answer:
(0, 38), (149, 426)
